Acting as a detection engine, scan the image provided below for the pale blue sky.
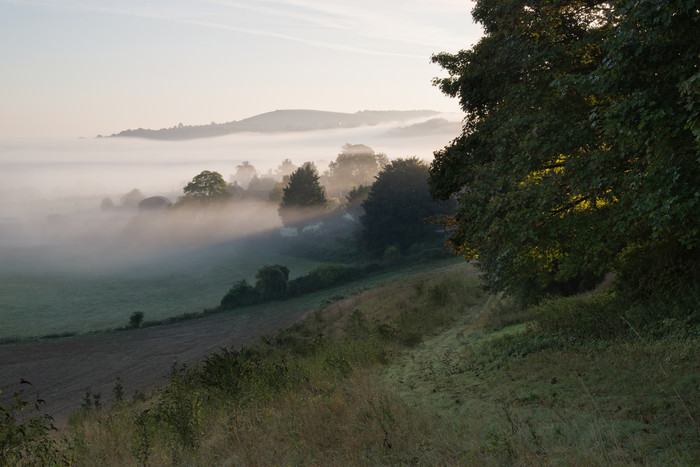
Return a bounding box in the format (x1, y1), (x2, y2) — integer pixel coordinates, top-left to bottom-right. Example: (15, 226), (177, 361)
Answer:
(0, 0), (481, 138)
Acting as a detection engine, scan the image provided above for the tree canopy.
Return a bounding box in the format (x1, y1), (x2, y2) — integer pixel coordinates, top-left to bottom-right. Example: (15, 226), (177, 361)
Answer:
(180, 170), (231, 205)
(345, 184), (371, 219)
(275, 159), (298, 181)
(361, 158), (454, 254)
(429, 0), (700, 303)
(230, 161), (258, 189)
(121, 188), (145, 208)
(278, 162), (327, 227)
(323, 144), (389, 198)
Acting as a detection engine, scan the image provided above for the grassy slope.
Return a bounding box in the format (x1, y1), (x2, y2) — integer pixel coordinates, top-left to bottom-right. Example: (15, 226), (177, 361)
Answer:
(384, 300), (699, 465)
(10, 260), (698, 465)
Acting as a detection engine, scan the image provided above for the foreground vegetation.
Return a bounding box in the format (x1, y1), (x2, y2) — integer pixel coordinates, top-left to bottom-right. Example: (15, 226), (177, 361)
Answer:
(3, 261), (697, 465)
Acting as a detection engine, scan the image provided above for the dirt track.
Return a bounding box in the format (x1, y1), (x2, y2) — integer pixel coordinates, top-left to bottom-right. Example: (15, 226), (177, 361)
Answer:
(0, 303), (313, 425)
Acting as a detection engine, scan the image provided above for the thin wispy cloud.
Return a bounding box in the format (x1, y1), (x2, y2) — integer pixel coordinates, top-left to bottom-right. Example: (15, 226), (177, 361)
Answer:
(177, 18), (424, 57)
(254, 0), (471, 50)
(4, 0), (471, 55)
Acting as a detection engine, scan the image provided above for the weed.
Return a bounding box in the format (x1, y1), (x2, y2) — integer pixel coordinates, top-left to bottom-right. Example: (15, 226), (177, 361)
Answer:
(113, 377), (124, 402)
(324, 355), (353, 378)
(0, 381), (73, 465)
(428, 281), (451, 307)
(80, 389), (92, 410)
(131, 408), (155, 466)
(80, 388), (103, 411)
(156, 374), (203, 453)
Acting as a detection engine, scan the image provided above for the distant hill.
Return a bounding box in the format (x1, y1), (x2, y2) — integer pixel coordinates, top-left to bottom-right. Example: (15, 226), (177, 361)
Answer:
(107, 109), (440, 141)
(386, 118), (462, 137)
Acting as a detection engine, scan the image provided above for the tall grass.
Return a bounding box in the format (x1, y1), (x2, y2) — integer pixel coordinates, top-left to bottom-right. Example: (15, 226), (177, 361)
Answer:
(382, 287), (699, 465)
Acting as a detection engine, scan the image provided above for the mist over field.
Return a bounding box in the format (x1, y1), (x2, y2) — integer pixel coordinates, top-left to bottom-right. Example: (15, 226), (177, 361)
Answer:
(0, 114), (459, 200)
(0, 114), (460, 339)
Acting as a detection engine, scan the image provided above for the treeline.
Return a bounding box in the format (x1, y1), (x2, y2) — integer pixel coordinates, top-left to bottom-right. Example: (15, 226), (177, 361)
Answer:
(220, 263), (379, 310)
(105, 143), (455, 261)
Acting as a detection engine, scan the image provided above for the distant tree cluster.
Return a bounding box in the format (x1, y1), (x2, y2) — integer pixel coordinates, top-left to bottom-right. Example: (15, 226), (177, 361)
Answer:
(110, 143), (455, 264)
(101, 188), (145, 211)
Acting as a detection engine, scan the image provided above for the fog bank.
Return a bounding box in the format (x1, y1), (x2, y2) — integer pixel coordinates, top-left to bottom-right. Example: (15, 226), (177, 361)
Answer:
(0, 116), (461, 338)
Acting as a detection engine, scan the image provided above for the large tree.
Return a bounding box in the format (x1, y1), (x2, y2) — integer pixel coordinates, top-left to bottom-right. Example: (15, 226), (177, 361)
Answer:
(121, 188), (145, 208)
(429, 0), (699, 303)
(180, 170), (231, 205)
(278, 162), (327, 227)
(323, 144), (389, 198)
(229, 161), (258, 189)
(361, 158), (453, 254)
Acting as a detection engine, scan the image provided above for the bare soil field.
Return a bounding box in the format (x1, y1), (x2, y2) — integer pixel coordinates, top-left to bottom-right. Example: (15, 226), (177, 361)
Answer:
(0, 302), (314, 425)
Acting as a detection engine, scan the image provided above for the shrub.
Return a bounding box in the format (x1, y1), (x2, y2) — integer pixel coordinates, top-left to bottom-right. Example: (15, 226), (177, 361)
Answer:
(129, 311), (144, 329)
(1, 381), (72, 465)
(287, 264), (365, 297)
(615, 238), (700, 306)
(221, 280), (260, 309)
(287, 274), (324, 297)
(153, 370), (203, 459)
(312, 264), (364, 286)
(532, 293), (620, 339)
(255, 265), (290, 301)
(383, 245), (401, 263)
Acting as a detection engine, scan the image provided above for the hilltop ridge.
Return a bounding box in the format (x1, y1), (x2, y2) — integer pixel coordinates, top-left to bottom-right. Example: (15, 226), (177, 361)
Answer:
(106, 109), (440, 141)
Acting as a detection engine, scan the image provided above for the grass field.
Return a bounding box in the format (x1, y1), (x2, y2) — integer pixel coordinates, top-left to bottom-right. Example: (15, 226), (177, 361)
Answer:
(0, 237), (323, 339)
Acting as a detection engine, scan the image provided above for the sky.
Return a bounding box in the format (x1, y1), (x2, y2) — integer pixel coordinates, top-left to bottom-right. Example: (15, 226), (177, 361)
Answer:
(0, 0), (482, 138)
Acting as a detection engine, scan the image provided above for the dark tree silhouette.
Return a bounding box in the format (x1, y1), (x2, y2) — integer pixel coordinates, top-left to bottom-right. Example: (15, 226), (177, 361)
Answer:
(361, 158), (453, 254)
(278, 163), (327, 227)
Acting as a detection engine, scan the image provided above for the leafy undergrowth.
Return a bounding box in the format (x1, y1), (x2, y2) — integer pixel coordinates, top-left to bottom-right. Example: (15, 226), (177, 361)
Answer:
(7, 261), (698, 465)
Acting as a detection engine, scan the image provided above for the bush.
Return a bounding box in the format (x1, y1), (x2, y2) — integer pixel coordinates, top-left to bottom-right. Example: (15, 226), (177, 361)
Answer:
(312, 264), (364, 286)
(288, 264), (365, 297)
(532, 293), (620, 339)
(221, 280), (260, 309)
(129, 311), (144, 329)
(615, 238), (700, 306)
(287, 274), (324, 297)
(1, 381), (72, 465)
(383, 245), (401, 263)
(255, 265), (290, 301)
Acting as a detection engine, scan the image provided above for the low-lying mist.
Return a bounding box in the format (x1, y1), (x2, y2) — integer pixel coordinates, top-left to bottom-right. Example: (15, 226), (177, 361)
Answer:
(0, 115), (458, 200)
(0, 201), (325, 339)
(0, 116), (459, 338)
(1, 201), (281, 273)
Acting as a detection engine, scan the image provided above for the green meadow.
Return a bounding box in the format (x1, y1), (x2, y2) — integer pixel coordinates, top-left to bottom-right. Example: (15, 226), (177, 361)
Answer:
(0, 238), (322, 340)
